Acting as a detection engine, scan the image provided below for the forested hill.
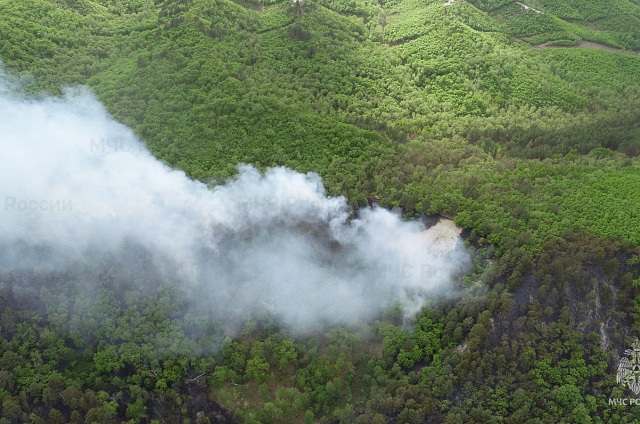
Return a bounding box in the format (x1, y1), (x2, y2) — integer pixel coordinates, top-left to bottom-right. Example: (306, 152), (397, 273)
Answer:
(2, 0), (640, 422)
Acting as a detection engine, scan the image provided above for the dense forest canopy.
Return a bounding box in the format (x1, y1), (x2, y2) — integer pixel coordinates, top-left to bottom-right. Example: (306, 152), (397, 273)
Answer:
(1, 0), (640, 422)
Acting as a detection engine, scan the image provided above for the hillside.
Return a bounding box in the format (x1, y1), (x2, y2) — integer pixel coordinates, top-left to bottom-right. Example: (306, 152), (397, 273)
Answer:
(1, 0), (640, 422)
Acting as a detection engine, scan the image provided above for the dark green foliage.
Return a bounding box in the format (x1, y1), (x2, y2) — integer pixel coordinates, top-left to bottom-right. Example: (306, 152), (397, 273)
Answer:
(1, 0), (640, 422)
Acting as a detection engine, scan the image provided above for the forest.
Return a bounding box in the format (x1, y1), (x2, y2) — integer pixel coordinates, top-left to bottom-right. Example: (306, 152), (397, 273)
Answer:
(1, 0), (640, 422)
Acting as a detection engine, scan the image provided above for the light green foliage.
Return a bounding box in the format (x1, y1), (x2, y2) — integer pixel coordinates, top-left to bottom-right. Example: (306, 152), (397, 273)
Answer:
(0, 0), (640, 422)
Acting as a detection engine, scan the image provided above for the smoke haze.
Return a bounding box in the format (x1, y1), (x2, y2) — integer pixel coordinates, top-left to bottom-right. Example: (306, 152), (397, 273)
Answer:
(0, 64), (469, 332)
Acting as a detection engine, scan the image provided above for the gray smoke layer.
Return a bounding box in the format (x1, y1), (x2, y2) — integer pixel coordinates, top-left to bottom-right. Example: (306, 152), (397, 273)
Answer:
(0, 66), (469, 331)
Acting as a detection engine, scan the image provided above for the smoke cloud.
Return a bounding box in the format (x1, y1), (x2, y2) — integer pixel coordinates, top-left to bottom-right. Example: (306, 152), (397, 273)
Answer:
(0, 64), (469, 332)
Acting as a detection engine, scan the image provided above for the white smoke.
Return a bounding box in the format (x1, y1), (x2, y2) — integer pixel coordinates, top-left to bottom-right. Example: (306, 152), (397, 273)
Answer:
(0, 64), (469, 331)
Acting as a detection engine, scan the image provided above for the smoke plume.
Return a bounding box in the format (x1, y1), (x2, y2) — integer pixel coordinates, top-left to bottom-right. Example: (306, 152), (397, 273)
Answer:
(0, 64), (469, 332)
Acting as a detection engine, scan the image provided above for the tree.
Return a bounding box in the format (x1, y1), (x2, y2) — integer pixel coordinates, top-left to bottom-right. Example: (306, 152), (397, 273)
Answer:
(94, 344), (121, 374)
(85, 405), (116, 424)
(126, 397), (147, 423)
(48, 409), (66, 424)
(1, 396), (22, 421)
(246, 357), (270, 383)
